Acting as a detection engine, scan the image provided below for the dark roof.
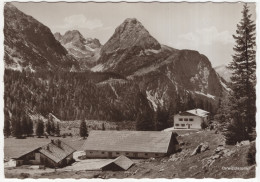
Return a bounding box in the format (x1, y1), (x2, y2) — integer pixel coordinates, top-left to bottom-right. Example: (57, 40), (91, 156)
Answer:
(82, 130), (175, 153)
(8, 141), (50, 159)
(39, 139), (76, 163)
(101, 155), (134, 171)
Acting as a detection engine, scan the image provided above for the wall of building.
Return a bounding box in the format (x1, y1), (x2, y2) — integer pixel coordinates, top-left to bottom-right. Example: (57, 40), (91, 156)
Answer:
(174, 115), (205, 129)
(167, 135), (179, 154)
(58, 153), (74, 167)
(85, 150), (166, 159)
(39, 153), (58, 168)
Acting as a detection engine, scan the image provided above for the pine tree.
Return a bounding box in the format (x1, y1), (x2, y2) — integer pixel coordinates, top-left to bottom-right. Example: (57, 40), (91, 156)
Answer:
(46, 119), (51, 135)
(80, 119), (88, 139)
(27, 118), (34, 136)
(14, 119), (23, 138)
(102, 123), (105, 131)
(36, 119), (44, 138)
(136, 109), (155, 131)
(4, 117), (11, 137)
(50, 120), (55, 136)
(155, 106), (170, 131)
(21, 115), (28, 137)
(225, 4), (256, 144)
(55, 122), (60, 136)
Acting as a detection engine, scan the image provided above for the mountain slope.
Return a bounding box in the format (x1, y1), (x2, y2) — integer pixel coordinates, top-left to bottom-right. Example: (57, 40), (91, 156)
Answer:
(214, 64), (232, 82)
(93, 18), (224, 110)
(4, 3), (78, 71)
(54, 30), (101, 70)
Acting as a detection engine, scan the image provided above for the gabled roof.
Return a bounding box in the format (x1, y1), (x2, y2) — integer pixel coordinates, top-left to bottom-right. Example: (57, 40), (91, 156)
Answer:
(10, 141), (50, 159)
(101, 155), (134, 171)
(177, 108), (209, 117)
(186, 108), (209, 117)
(39, 140), (76, 163)
(82, 130), (175, 153)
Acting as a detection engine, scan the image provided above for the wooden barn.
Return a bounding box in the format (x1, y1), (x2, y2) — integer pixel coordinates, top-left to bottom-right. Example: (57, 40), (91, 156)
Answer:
(82, 130), (179, 159)
(174, 108), (209, 129)
(13, 139), (76, 168)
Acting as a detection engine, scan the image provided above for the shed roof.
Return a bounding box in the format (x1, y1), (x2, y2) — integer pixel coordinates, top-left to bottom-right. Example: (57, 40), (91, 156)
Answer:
(101, 155), (134, 171)
(39, 139), (76, 163)
(82, 130), (175, 153)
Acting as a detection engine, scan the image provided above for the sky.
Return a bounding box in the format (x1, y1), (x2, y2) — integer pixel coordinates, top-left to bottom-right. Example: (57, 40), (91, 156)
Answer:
(12, 2), (256, 67)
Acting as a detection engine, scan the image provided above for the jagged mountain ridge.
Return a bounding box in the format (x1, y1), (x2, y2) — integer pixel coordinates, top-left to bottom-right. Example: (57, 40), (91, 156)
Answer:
(54, 30), (101, 70)
(4, 4), (226, 124)
(92, 18), (225, 109)
(4, 3), (79, 72)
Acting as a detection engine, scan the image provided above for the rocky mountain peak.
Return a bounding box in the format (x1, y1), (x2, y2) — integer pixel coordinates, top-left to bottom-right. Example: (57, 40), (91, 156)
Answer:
(101, 18), (161, 54)
(60, 30), (85, 45)
(4, 3), (78, 71)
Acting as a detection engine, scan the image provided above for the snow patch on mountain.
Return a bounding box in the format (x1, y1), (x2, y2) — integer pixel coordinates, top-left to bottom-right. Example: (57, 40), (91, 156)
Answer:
(91, 64), (104, 72)
(195, 91), (216, 100)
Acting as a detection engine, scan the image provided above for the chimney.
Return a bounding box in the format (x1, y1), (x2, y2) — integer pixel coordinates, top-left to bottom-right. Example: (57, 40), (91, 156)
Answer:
(195, 109), (197, 114)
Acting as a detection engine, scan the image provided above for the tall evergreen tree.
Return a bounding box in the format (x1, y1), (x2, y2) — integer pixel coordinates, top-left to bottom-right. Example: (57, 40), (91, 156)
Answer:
(50, 120), (55, 135)
(36, 119), (44, 138)
(136, 109), (155, 131)
(27, 118), (34, 136)
(155, 106), (170, 131)
(225, 4), (256, 144)
(21, 115), (28, 136)
(80, 119), (88, 139)
(4, 117), (11, 137)
(55, 122), (61, 136)
(46, 121), (51, 135)
(14, 119), (22, 138)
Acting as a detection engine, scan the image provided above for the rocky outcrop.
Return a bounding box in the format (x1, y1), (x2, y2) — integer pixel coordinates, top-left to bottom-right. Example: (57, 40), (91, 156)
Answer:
(214, 64), (232, 82)
(93, 18), (224, 111)
(101, 18), (161, 55)
(4, 3), (78, 71)
(191, 142), (209, 156)
(54, 30), (101, 69)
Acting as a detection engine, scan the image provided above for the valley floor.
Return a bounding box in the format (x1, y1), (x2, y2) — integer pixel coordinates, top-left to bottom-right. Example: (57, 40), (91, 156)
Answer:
(4, 130), (255, 179)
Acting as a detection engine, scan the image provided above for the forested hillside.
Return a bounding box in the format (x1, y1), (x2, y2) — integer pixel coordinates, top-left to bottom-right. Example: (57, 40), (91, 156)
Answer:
(4, 69), (217, 132)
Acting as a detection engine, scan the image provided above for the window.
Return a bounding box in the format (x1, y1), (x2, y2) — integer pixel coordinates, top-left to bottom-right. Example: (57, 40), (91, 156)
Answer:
(184, 118), (188, 121)
(90, 151), (93, 154)
(181, 124), (185, 127)
(175, 124), (179, 126)
(189, 118), (193, 121)
(101, 152), (105, 154)
(116, 152), (119, 155)
(155, 154), (159, 157)
(145, 153), (148, 156)
(126, 153), (129, 155)
(179, 118), (183, 121)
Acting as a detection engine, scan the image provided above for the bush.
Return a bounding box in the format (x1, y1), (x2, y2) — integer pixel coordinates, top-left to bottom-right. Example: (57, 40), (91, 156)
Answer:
(201, 120), (208, 130)
(224, 119), (249, 145)
(20, 173), (30, 179)
(247, 142), (256, 165)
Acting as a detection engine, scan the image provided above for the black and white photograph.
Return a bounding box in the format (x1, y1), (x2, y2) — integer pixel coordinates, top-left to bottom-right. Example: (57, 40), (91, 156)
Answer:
(1, 0), (258, 180)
